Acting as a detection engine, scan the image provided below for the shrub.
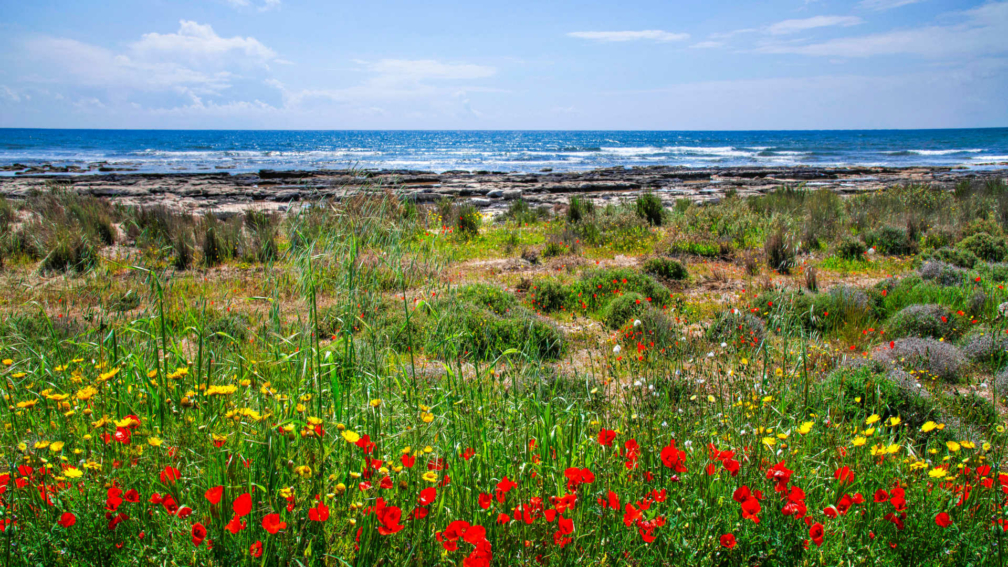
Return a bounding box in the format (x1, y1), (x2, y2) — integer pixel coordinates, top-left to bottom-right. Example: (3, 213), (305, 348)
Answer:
(764, 231), (795, 274)
(575, 268), (670, 312)
(457, 284), (516, 316)
(450, 303), (565, 360)
(836, 237), (866, 260)
(455, 204), (481, 238)
(865, 225), (915, 256)
(634, 192), (664, 226)
(887, 304), (959, 340)
(529, 280), (568, 313)
(803, 189), (844, 249)
(503, 199), (551, 224)
(918, 261), (968, 287)
(40, 232), (98, 274)
(642, 257), (687, 281)
(871, 337), (966, 383)
(818, 366), (938, 439)
(928, 246), (978, 269)
(603, 293), (649, 329)
(566, 196), (595, 224)
(707, 310), (766, 347)
(958, 232), (1007, 262)
(960, 330), (1008, 367)
(541, 230), (580, 258)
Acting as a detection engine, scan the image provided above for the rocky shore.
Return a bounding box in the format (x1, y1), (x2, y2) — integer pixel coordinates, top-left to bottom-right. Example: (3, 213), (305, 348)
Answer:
(1, 165), (1004, 214)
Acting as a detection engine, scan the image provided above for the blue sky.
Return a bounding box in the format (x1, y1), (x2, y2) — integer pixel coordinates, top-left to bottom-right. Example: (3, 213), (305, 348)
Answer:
(0, 0), (1005, 129)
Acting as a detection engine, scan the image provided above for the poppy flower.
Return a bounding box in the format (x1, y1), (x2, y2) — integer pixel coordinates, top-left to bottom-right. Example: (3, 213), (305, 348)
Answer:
(720, 533), (737, 549)
(478, 493), (492, 509)
(262, 513), (287, 535)
(249, 541), (263, 557)
(809, 523), (824, 547)
(205, 486), (223, 505)
(462, 447), (475, 461)
(309, 502), (329, 522)
(192, 523), (207, 547)
(873, 489), (889, 503)
(935, 512), (951, 528)
(597, 429), (616, 446)
(124, 489), (140, 503)
(401, 453), (415, 468)
(159, 466), (181, 485)
(234, 493), (252, 517)
(375, 499), (404, 535)
(178, 506), (193, 519)
(225, 515), (247, 534)
(418, 487), (437, 506)
(57, 512), (76, 528)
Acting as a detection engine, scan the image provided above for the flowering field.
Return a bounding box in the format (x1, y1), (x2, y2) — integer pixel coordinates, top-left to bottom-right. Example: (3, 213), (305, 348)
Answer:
(1, 182), (1007, 566)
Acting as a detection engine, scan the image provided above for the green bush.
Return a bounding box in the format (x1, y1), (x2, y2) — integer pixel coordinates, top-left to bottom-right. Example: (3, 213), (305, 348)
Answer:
(865, 225), (915, 256)
(887, 304), (960, 340)
(927, 246), (978, 269)
(40, 233), (98, 274)
(835, 237), (867, 260)
(603, 292), (649, 329)
(502, 199), (551, 225)
(566, 196), (595, 224)
(457, 284), (516, 316)
(764, 231), (795, 273)
(958, 232), (1007, 262)
(634, 192), (664, 226)
(573, 268), (671, 312)
(872, 337), (966, 383)
(642, 257), (687, 281)
(817, 366), (939, 441)
(529, 280), (568, 313)
(455, 203), (481, 238)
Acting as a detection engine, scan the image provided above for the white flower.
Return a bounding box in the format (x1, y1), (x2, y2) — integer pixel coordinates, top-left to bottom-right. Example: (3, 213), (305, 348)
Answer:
(613, 345), (621, 354)
(634, 380), (642, 387)
(720, 342), (727, 348)
(633, 319), (641, 327)
(707, 351), (715, 358)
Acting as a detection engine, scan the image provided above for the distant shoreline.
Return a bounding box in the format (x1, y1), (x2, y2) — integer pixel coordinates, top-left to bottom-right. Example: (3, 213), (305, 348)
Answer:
(1, 164), (1005, 215)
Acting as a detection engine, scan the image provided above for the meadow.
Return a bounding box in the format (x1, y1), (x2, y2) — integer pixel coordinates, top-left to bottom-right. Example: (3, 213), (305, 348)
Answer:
(1, 177), (1008, 566)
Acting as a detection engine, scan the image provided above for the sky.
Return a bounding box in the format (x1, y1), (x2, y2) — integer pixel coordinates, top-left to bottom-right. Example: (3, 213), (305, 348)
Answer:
(0, 0), (1006, 130)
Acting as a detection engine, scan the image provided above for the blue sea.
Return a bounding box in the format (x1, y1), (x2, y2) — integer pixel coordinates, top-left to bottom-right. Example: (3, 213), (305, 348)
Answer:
(1, 129), (1007, 175)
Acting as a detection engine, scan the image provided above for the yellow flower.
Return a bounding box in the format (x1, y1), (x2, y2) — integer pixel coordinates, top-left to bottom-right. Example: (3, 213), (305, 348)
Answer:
(774, 368), (783, 377)
(205, 384), (238, 397)
(928, 468), (947, 479)
(147, 370), (158, 378)
(294, 465), (312, 478)
(797, 421), (814, 435)
(16, 399), (38, 408)
(97, 368), (120, 382)
(2, 359), (12, 366)
(960, 441), (976, 450)
(370, 399), (382, 408)
(707, 395), (716, 403)
(50, 441), (65, 452)
(887, 416), (901, 427)
(852, 436), (867, 447)
(11, 372), (25, 379)
(423, 446), (433, 453)
(921, 421), (937, 433)
(865, 414), (880, 425)
(761, 437), (776, 447)
(422, 471), (438, 483)
(342, 430), (360, 444)
(63, 467), (83, 479)
(421, 413), (434, 423)
(148, 437), (163, 447)
(946, 441), (961, 453)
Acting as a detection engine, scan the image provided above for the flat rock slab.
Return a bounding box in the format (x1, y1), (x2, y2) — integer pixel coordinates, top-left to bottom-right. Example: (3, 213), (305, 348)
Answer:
(1, 165), (1004, 215)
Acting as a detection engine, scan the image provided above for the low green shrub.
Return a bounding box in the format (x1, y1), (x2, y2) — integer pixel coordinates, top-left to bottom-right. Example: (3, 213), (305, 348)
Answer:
(642, 257), (687, 281)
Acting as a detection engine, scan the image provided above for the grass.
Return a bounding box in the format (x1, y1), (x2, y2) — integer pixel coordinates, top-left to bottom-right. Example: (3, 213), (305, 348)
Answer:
(1, 180), (1008, 566)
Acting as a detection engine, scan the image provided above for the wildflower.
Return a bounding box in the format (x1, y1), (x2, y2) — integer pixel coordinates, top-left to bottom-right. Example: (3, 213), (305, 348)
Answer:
(192, 523), (207, 547)
(422, 471), (439, 483)
(250, 541), (263, 557)
(418, 487), (437, 506)
(294, 465), (312, 478)
(946, 441), (961, 453)
(309, 501), (330, 522)
(921, 421), (938, 433)
(262, 513), (287, 535)
(64, 467), (83, 479)
(809, 523), (824, 547)
(205, 486), (223, 505)
(866, 414), (880, 425)
(370, 398), (382, 408)
(929, 468), (947, 479)
(234, 493), (252, 517)
(935, 512), (951, 528)
(797, 422), (813, 435)
(341, 430), (360, 444)
(720, 533), (737, 549)
(58, 512), (76, 528)
(148, 437), (163, 447)
(375, 498), (404, 535)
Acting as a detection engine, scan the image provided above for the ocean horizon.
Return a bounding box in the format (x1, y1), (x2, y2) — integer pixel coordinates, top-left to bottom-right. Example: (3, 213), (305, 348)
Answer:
(2, 127), (1007, 175)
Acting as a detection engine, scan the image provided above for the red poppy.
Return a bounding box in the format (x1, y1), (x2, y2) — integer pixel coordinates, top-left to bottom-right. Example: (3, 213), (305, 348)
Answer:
(124, 489), (140, 503)
(309, 502), (330, 522)
(597, 429), (616, 446)
(205, 485), (223, 505)
(57, 512), (76, 528)
(720, 533), (737, 549)
(178, 506), (193, 519)
(418, 487), (437, 506)
(462, 447), (475, 461)
(478, 493), (492, 509)
(191, 523), (207, 547)
(935, 512), (951, 528)
(225, 515), (247, 534)
(809, 523), (824, 547)
(233, 493), (252, 517)
(159, 466), (181, 485)
(873, 489), (889, 503)
(262, 513), (287, 535)
(249, 541), (263, 557)
(375, 498), (404, 535)
(401, 454), (415, 468)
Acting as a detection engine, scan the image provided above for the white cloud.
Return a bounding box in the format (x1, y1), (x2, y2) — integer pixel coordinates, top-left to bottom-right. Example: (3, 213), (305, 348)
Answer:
(766, 15), (863, 35)
(224, 0), (281, 12)
(567, 30), (689, 43)
(362, 59), (496, 83)
(757, 1), (1008, 58)
(132, 20), (277, 66)
(859, 0), (924, 11)
(689, 41), (725, 49)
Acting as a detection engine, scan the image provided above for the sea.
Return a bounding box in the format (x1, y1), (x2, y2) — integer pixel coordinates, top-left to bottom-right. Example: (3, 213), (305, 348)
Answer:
(1, 128), (1007, 175)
